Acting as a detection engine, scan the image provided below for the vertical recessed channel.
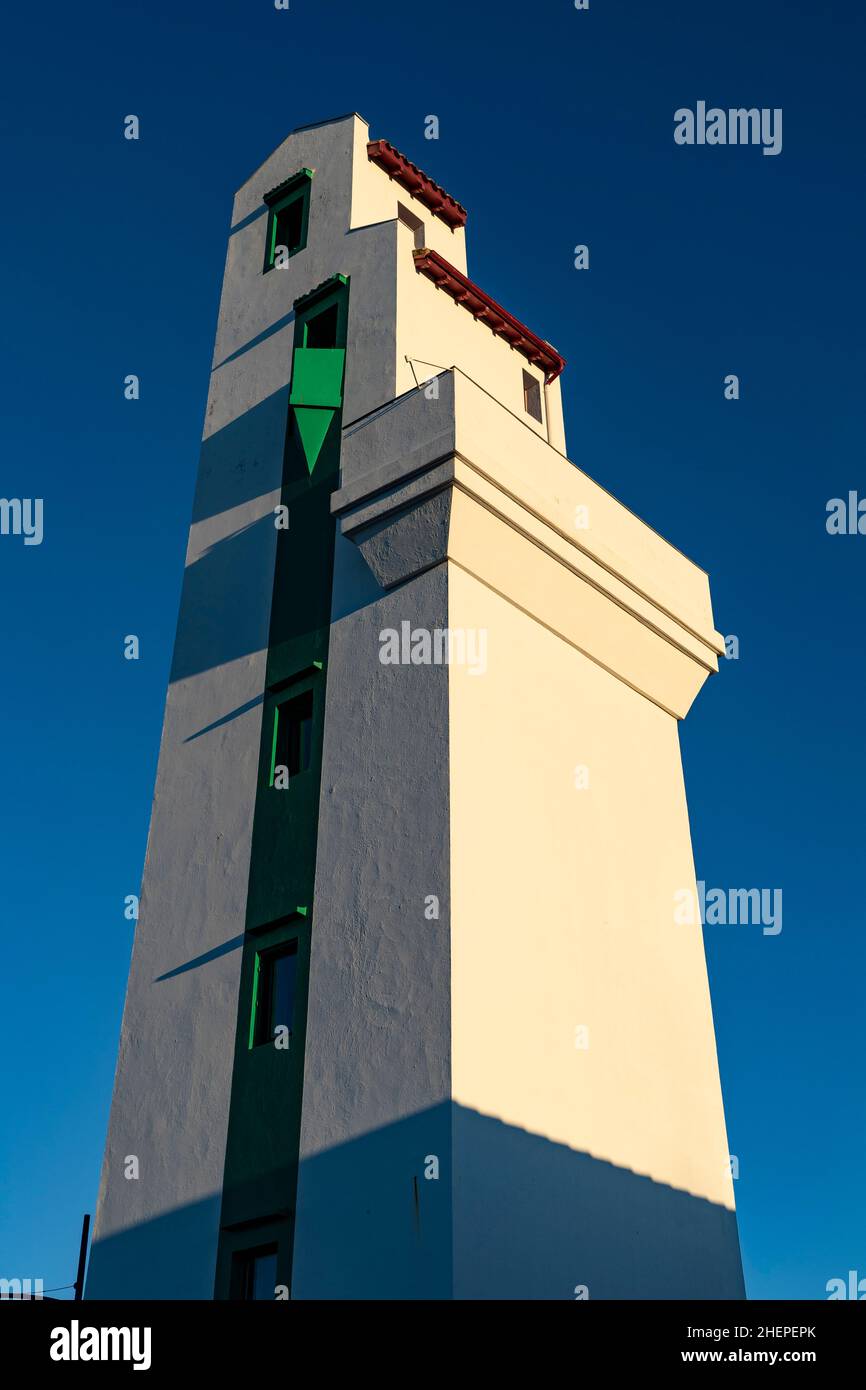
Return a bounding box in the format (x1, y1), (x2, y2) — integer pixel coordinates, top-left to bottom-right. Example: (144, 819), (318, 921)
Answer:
(214, 275), (349, 1299)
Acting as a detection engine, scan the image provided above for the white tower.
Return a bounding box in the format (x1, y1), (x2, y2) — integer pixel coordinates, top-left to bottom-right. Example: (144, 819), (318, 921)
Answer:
(88, 114), (743, 1301)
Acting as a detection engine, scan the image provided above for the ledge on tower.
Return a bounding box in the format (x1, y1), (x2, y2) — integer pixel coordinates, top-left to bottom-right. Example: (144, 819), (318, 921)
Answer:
(367, 138), (468, 229)
(413, 248), (565, 383)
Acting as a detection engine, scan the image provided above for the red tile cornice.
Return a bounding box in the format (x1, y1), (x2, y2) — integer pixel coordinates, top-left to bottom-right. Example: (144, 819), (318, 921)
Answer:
(367, 139), (467, 229)
(413, 248), (565, 382)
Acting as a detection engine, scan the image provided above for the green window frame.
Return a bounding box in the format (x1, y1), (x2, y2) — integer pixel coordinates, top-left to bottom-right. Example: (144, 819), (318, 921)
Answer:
(248, 938), (300, 1049)
(293, 273), (349, 349)
(268, 688), (314, 787)
(263, 168), (313, 272)
(301, 299), (340, 348)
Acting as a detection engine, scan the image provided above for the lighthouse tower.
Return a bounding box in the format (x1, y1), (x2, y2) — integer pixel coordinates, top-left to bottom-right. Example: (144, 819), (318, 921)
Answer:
(87, 113), (744, 1301)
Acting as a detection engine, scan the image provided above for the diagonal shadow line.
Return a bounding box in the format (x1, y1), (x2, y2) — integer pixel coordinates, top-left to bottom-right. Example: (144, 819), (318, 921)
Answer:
(184, 694), (264, 743)
(196, 514), (271, 562)
(229, 205), (268, 236)
(212, 310), (295, 371)
(155, 935), (245, 983)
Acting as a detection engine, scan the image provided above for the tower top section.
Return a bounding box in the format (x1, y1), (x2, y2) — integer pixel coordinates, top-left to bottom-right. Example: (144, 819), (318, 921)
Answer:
(218, 113), (566, 448)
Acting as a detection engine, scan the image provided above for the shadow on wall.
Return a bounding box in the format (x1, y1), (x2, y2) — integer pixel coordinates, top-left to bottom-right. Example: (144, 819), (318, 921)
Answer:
(169, 511), (277, 683)
(170, 387), (390, 684)
(294, 1103), (744, 1300)
(86, 1104), (744, 1300)
(85, 1193), (223, 1301)
(450, 1105), (745, 1301)
(192, 384), (291, 529)
(167, 386), (291, 685)
(290, 1098), (453, 1301)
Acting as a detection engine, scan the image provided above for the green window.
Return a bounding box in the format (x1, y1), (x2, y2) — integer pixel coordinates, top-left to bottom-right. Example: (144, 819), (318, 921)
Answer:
(250, 941), (299, 1048)
(263, 168), (312, 271)
(269, 689), (313, 786)
(303, 301), (339, 348)
(289, 275), (349, 474)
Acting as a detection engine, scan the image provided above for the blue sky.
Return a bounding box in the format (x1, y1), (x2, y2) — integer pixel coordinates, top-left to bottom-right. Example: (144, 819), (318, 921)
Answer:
(1, 0), (863, 1300)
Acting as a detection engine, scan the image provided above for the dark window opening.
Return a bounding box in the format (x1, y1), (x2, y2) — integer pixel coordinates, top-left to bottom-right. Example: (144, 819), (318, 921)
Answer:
(303, 302), (339, 349)
(264, 175), (311, 272)
(253, 941), (299, 1047)
(234, 1245), (279, 1300)
(274, 198), (304, 258)
(270, 689), (313, 784)
(523, 370), (543, 423)
(397, 202), (425, 249)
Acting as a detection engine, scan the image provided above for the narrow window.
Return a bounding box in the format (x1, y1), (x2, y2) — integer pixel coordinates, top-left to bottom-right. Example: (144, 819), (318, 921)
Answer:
(274, 198), (304, 257)
(252, 941), (299, 1047)
(397, 202), (425, 249)
(303, 302), (339, 349)
(269, 689), (313, 785)
(234, 1245), (279, 1300)
(263, 170), (312, 272)
(523, 369), (543, 423)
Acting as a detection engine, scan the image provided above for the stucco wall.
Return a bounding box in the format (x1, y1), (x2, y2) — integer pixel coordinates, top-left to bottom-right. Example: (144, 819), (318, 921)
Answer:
(86, 395), (284, 1299)
(447, 564), (742, 1296)
(349, 117), (468, 273)
(88, 113), (403, 1299)
(394, 227), (564, 446)
(291, 549), (452, 1298)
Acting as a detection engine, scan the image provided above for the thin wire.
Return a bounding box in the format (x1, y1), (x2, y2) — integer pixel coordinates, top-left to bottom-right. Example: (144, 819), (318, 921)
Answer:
(0, 1283), (76, 1296)
(405, 355), (448, 372)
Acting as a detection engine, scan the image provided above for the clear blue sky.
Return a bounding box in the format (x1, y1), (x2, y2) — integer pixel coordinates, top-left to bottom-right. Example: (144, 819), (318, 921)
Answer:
(1, 0), (863, 1300)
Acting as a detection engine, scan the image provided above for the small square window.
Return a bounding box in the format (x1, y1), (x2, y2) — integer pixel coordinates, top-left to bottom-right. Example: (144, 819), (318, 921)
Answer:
(253, 941), (299, 1047)
(303, 302), (339, 349)
(234, 1245), (279, 1300)
(270, 690), (313, 785)
(523, 370), (543, 423)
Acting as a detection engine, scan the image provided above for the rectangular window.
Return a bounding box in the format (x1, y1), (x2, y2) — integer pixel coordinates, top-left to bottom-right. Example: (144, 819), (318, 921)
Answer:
(263, 169), (312, 272)
(303, 302), (339, 349)
(234, 1245), (279, 1300)
(397, 202), (426, 249)
(523, 369), (543, 423)
(274, 198), (304, 257)
(269, 689), (313, 785)
(252, 941), (299, 1047)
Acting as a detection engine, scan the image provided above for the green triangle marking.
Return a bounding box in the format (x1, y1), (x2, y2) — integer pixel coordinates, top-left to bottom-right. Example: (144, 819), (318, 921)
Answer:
(294, 406), (335, 475)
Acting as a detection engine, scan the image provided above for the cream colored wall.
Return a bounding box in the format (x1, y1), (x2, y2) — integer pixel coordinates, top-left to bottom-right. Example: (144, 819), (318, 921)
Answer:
(347, 116), (568, 452)
(447, 563), (736, 1211)
(544, 379), (567, 455)
(349, 118), (468, 271)
(452, 372), (719, 655)
(394, 224), (565, 447)
(334, 359), (741, 1294)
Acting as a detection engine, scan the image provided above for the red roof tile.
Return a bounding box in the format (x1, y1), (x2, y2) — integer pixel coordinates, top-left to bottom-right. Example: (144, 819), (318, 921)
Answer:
(413, 248), (566, 383)
(367, 140), (467, 230)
